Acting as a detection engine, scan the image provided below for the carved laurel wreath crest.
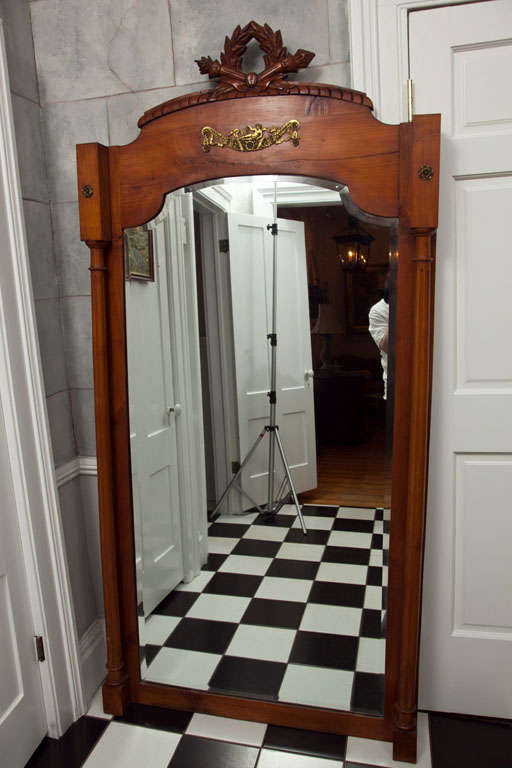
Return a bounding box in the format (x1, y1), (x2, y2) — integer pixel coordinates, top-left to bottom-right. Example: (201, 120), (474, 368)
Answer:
(195, 21), (315, 97)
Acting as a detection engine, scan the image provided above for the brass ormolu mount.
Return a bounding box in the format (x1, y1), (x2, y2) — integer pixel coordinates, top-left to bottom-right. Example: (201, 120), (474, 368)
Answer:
(195, 21), (315, 98)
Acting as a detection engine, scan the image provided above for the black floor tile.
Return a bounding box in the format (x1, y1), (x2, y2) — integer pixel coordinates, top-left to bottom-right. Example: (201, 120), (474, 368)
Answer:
(323, 545), (371, 565)
(145, 643), (161, 666)
(333, 518), (375, 533)
(360, 609), (384, 638)
(208, 522), (250, 538)
(383, 520), (390, 534)
(383, 550), (389, 566)
(241, 598), (306, 629)
(203, 571), (262, 597)
(302, 504), (338, 517)
(231, 539), (281, 558)
(168, 734), (259, 768)
(26, 716), (108, 768)
(285, 528), (330, 545)
(429, 712), (512, 768)
(266, 558), (319, 581)
(164, 617), (237, 654)
(209, 656), (286, 700)
(309, 580), (365, 608)
(351, 671), (385, 715)
(366, 566), (383, 586)
(374, 509), (384, 520)
(114, 703), (192, 733)
(289, 631), (358, 670)
(371, 533), (383, 549)
(154, 591), (198, 617)
(254, 513), (294, 527)
(201, 553), (227, 572)
(264, 723), (347, 760)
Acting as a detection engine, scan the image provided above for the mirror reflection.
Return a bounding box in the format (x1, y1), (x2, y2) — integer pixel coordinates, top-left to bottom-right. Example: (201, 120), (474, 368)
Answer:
(124, 177), (396, 714)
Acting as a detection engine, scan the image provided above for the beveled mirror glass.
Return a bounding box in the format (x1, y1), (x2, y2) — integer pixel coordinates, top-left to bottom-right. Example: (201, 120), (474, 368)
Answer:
(124, 176), (397, 715)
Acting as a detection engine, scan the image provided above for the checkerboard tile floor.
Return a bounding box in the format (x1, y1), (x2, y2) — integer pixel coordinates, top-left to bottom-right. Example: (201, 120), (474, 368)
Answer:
(30, 691), (431, 768)
(140, 504), (390, 715)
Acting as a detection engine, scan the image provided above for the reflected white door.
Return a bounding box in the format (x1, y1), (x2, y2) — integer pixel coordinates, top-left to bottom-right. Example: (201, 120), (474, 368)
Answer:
(227, 212), (317, 506)
(126, 217), (184, 617)
(410, 0), (512, 717)
(0, 396), (46, 766)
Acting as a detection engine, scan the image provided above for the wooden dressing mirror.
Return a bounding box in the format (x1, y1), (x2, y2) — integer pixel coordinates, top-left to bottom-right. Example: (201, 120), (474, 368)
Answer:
(76, 22), (440, 764)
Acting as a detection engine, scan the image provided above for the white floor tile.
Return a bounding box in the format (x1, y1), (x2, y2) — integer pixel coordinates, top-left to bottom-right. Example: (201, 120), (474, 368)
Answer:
(208, 537), (239, 554)
(337, 506), (376, 520)
(345, 712), (431, 767)
(370, 549), (384, 566)
(255, 576), (312, 603)
(383, 533), (390, 548)
(83, 722), (180, 768)
(276, 542), (325, 562)
(144, 646), (221, 689)
(373, 520), (384, 534)
(186, 712), (266, 746)
(175, 570), (213, 592)
(243, 525), (289, 542)
(258, 748), (341, 767)
(300, 603), (362, 636)
(291, 515), (334, 531)
(316, 561), (368, 585)
(87, 685), (112, 720)
(216, 513), (259, 525)
(357, 637), (386, 673)
(364, 586), (383, 609)
(141, 615), (181, 645)
(328, 530), (373, 549)
(279, 664), (353, 711)
(219, 554), (273, 576)
(226, 624), (296, 662)
(186, 592), (250, 622)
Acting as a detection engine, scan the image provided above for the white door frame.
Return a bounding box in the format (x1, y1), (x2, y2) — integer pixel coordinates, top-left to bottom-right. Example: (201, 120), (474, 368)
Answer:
(348, 0), (483, 123)
(0, 20), (84, 737)
(194, 190), (241, 515)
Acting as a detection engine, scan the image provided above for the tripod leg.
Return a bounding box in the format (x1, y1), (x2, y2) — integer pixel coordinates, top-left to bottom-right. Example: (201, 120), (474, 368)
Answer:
(274, 429), (308, 535)
(211, 431), (265, 517)
(267, 427), (276, 515)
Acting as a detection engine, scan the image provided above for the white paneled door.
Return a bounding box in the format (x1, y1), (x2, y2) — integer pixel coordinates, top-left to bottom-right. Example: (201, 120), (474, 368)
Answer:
(0, 394), (46, 765)
(227, 213), (317, 508)
(410, 0), (512, 717)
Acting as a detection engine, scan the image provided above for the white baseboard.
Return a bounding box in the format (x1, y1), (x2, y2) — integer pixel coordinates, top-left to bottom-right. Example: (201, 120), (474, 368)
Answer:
(79, 618), (106, 707)
(55, 455), (98, 488)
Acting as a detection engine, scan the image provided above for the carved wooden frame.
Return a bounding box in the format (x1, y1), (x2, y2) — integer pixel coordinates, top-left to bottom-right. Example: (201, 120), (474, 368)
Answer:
(76, 25), (439, 763)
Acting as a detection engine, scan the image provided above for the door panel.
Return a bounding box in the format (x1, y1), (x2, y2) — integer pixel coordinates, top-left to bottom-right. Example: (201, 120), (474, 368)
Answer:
(410, 0), (512, 717)
(227, 212), (316, 506)
(0, 397), (46, 766)
(126, 215), (184, 617)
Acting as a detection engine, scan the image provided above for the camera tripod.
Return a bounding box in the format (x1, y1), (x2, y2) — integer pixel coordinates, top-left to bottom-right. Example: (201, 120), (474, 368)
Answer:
(212, 188), (307, 535)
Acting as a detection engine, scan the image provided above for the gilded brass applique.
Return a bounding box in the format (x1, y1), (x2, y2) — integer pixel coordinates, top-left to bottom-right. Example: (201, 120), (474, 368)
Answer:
(201, 120), (300, 153)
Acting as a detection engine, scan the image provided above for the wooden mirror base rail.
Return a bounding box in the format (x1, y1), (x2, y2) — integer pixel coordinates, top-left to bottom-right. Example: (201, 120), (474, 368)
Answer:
(77, 23), (440, 764)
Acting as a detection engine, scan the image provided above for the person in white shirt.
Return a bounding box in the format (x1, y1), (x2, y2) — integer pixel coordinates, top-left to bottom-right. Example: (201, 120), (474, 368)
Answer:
(368, 292), (389, 399)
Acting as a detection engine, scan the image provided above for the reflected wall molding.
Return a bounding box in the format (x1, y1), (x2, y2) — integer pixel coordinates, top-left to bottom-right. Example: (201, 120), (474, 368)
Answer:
(55, 455), (98, 488)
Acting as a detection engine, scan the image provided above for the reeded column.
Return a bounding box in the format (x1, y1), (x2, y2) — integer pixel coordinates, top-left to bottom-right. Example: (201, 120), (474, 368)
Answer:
(87, 240), (127, 714)
(393, 228), (434, 762)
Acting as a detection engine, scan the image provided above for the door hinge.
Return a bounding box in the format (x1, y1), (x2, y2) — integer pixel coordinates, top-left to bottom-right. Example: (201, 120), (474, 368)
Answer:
(219, 239), (229, 253)
(34, 635), (45, 662)
(231, 461), (241, 474)
(407, 78), (414, 122)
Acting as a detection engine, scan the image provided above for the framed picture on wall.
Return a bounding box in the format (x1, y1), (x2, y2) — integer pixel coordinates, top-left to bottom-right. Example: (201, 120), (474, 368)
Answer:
(344, 265), (387, 333)
(124, 226), (154, 281)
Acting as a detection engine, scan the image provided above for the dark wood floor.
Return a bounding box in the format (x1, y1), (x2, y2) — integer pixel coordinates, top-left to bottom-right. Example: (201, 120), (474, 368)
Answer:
(299, 427), (392, 509)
